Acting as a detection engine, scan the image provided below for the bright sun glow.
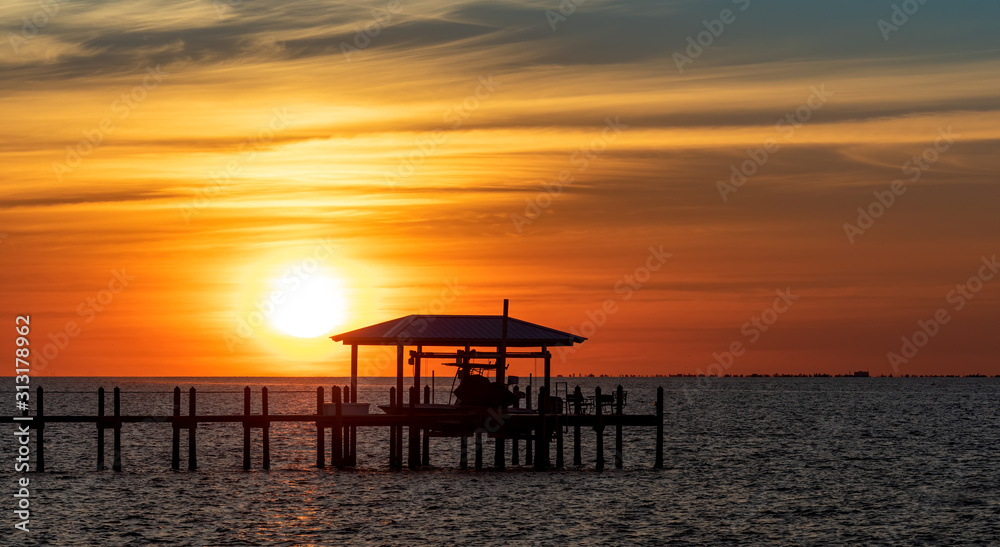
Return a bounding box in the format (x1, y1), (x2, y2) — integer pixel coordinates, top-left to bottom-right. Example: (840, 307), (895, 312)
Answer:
(270, 274), (347, 338)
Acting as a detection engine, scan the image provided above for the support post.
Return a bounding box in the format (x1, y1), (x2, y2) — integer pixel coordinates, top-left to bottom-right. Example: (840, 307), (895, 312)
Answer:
(113, 387), (122, 472)
(262, 387), (270, 470)
(495, 299), (509, 471)
(535, 386), (549, 470)
(97, 387), (105, 471)
(350, 344), (358, 466)
(343, 386), (351, 467)
(332, 386), (343, 467)
(187, 387), (196, 471)
(573, 385), (582, 466)
(388, 387), (397, 469)
(595, 386), (604, 471)
(36, 386), (44, 472)
(316, 386), (325, 469)
(422, 385), (430, 466)
(615, 384), (624, 469)
(243, 386), (251, 470)
(407, 386), (418, 469)
(171, 387), (180, 470)
(654, 386), (664, 469)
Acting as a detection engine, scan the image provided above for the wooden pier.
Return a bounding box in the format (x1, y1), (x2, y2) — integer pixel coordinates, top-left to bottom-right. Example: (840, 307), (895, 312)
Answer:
(3, 384), (664, 472)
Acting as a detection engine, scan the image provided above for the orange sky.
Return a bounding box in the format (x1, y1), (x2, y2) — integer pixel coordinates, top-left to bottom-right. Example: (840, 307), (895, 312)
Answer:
(1, 0), (998, 377)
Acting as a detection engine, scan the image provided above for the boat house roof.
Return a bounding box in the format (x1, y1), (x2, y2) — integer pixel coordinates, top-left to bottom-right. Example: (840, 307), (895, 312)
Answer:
(331, 314), (586, 347)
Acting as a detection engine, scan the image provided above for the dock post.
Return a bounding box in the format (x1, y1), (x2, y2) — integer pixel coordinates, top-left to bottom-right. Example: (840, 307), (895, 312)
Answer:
(332, 386), (343, 467)
(243, 386), (251, 470)
(187, 387), (196, 471)
(534, 386), (549, 470)
(343, 386), (351, 467)
(35, 386), (44, 472)
(407, 386), (417, 469)
(113, 387), (122, 472)
(573, 385), (582, 466)
(348, 384), (357, 466)
(262, 387), (270, 470)
(388, 387), (396, 468)
(171, 387), (180, 470)
(460, 434), (468, 470)
(422, 385), (430, 466)
(654, 386), (664, 469)
(594, 386), (604, 471)
(615, 384), (623, 469)
(97, 387), (105, 471)
(511, 387), (520, 466)
(475, 431), (483, 471)
(316, 387), (325, 469)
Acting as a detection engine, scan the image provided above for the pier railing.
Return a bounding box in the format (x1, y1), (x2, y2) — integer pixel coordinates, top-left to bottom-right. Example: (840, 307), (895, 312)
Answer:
(3, 385), (664, 472)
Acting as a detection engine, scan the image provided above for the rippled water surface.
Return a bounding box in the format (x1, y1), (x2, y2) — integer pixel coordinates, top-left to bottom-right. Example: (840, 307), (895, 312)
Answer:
(3, 377), (998, 545)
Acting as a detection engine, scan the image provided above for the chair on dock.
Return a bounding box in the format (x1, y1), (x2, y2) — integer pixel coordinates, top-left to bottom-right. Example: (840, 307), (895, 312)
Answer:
(564, 391), (592, 414)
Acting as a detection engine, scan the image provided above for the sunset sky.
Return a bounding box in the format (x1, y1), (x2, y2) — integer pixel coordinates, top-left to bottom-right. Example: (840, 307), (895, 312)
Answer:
(1, 0), (998, 377)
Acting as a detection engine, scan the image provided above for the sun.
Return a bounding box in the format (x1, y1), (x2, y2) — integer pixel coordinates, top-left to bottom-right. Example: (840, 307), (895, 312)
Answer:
(270, 274), (347, 338)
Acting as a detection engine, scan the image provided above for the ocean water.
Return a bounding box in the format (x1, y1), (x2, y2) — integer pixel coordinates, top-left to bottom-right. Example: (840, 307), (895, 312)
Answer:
(2, 377), (998, 545)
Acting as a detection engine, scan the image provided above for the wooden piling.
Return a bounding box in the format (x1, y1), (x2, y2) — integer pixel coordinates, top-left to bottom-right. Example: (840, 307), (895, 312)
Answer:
(332, 386), (343, 467)
(594, 386), (604, 471)
(534, 386), (548, 470)
(654, 386), (663, 469)
(615, 384), (623, 469)
(511, 387), (520, 466)
(407, 386), (418, 469)
(387, 387), (393, 468)
(113, 387), (122, 472)
(187, 387), (196, 471)
(97, 387), (105, 471)
(343, 386), (351, 467)
(243, 386), (251, 470)
(422, 385), (430, 466)
(171, 387), (180, 470)
(573, 385), (582, 466)
(316, 387), (325, 469)
(262, 387), (270, 470)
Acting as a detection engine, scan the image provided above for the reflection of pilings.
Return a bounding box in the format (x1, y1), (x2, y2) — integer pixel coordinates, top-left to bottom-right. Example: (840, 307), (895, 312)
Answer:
(262, 387), (270, 470)
(243, 387), (251, 470)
